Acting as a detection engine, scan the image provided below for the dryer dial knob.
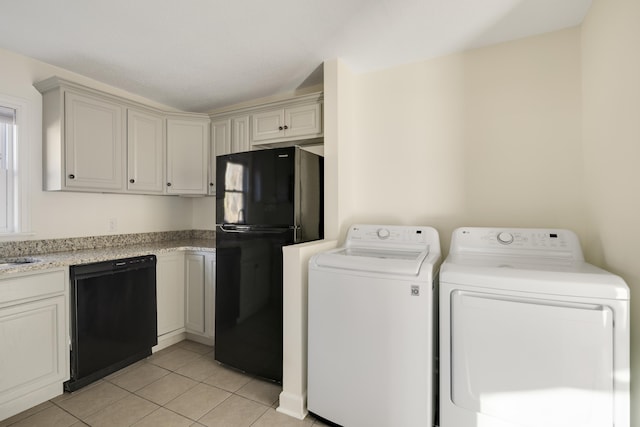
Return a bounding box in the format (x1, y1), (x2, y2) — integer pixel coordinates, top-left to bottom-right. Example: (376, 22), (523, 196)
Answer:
(497, 232), (514, 245)
(377, 228), (391, 239)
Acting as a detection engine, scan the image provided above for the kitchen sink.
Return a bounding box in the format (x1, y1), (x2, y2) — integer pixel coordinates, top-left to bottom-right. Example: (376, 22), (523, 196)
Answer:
(0, 257), (40, 268)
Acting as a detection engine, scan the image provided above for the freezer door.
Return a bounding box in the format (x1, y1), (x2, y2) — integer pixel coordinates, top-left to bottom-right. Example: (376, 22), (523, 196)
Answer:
(216, 148), (295, 227)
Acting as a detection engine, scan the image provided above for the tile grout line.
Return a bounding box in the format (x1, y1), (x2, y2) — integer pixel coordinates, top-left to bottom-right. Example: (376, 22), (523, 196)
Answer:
(8, 341), (289, 427)
(98, 353), (274, 425)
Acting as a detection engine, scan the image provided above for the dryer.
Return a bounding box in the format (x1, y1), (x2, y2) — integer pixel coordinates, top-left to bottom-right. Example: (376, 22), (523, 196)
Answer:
(439, 227), (629, 427)
(308, 224), (441, 427)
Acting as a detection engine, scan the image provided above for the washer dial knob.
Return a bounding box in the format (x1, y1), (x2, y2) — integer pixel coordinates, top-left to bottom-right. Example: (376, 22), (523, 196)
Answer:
(377, 228), (390, 239)
(497, 232), (514, 245)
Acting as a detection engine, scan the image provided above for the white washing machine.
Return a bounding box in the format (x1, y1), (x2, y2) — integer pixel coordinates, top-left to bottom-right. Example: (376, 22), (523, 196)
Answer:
(439, 227), (630, 427)
(308, 224), (441, 427)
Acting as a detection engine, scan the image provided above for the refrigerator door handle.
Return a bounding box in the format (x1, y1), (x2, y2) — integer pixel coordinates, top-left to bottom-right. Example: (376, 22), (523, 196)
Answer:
(218, 224), (295, 234)
(219, 225), (251, 233)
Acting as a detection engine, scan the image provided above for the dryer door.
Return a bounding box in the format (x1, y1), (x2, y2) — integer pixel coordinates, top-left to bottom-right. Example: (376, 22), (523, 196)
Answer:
(450, 290), (614, 427)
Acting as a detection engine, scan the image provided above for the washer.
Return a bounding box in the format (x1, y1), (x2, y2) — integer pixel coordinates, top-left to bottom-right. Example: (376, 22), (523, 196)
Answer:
(308, 224), (441, 427)
(439, 227), (630, 427)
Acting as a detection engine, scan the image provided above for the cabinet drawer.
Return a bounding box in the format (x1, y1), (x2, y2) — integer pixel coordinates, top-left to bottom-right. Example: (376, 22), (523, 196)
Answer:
(0, 270), (66, 305)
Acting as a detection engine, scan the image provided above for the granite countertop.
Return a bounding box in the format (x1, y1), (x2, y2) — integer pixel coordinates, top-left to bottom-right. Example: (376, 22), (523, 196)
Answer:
(0, 238), (216, 276)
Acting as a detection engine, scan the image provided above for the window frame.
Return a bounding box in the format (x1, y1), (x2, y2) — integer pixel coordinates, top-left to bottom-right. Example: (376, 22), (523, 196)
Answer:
(0, 93), (31, 238)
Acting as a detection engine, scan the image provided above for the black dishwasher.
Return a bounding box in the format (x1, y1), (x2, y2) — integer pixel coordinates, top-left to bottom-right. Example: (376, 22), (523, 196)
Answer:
(65, 255), (157, 392)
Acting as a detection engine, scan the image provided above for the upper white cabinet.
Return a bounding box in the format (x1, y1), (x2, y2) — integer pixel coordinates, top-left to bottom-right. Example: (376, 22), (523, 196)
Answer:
(208, 114), (250, 195)
(166, 117), (209, 195)
(127, 108), (165, 194)
(211, 118), (231, 157)
(38, 87), (127, 192)
(251, 95), (322, 145)
(232, 116), (251, 153)
(35, 77), (210, 196)
(211, 114), (249, 158)
(209, 118), (230, 196)
(64, 91), (125, 191)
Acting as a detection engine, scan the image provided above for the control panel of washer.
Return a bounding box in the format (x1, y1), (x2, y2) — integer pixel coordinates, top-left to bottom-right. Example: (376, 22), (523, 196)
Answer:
(450, 227), (583, 259)
(345, 224), (437, 247)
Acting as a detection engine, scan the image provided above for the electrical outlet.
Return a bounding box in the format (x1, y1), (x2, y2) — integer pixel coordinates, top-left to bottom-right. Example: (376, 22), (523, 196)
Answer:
(108, 218), (117, 232)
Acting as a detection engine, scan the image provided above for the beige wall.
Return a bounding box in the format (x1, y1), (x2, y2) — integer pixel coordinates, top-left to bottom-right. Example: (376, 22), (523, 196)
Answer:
(349, 27), (584, 254)
(322, 59), (359, 241)
(582, 0), (640, 425)
(0, 47), (195, 240)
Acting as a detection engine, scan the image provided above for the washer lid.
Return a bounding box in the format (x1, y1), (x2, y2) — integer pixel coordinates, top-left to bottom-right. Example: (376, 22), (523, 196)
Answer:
(312, 224), (441, 276)
(314, 247), (429, 275)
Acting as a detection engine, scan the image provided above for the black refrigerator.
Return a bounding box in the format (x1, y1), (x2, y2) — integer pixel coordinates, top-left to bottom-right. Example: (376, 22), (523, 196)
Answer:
(215, 146), (323, 382)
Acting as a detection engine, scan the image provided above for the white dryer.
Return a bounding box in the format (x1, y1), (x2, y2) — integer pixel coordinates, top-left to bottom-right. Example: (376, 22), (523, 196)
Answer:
(308, 224), (441, 427)
(439, 227), (630, 427)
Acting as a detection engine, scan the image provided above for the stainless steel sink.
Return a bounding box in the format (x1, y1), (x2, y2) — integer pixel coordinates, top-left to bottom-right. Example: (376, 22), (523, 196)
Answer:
(0, 257), (40, 267)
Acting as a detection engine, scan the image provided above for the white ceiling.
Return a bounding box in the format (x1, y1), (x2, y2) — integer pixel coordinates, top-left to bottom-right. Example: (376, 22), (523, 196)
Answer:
(0, 0), (592, 113)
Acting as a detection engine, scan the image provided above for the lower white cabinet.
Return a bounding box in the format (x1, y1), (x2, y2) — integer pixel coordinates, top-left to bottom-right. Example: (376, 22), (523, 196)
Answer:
(155, 250), (215, 347)
(185, 252), (215, 343)
(156, 252), (185, 338)
(0, 268), (68, 422)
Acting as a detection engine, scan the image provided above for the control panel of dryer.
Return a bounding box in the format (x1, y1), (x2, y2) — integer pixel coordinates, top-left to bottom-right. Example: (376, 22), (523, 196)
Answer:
(450, 227), (584, 260)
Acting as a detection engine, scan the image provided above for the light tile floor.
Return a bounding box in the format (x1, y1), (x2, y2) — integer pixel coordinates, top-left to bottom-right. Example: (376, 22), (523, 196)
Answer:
(0, 340), (329, 427)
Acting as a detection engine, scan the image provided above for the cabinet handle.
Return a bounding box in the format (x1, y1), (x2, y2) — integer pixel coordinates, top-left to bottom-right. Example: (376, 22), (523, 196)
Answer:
(68, 174), (75, 179)
(278, 126), (283, 131)
(284, 125), (288, 130)
(167, 182), (172, 187)
(129, 179), (135, 184)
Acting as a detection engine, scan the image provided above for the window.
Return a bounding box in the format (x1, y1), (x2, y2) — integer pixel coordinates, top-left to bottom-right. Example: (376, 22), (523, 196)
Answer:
(0, 95), (29, 236)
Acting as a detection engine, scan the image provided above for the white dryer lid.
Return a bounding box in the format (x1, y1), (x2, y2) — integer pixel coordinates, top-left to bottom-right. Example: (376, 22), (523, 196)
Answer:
(441, 227), (629, 300)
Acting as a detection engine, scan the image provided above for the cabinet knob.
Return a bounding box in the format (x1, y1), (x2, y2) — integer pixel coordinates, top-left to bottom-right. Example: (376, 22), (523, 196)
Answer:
(166, 182), (172, 187)
(278, 126), (283, 131)
(129, 179), (135, 184)
(68, 174), (75, 179)
(284, 125), (288, 130)
(209, 182), (214, 187)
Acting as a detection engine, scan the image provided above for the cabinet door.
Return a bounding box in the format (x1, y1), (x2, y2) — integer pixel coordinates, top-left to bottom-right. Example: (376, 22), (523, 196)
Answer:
(285, 103), (322, 139)
(209, 119), (231, 195)
(252, 109), (285, 142)
(127, 109), (165, 193)
(64, 91), (125, 190)
(185, 253), (206, 334)
(231, 116), (250, 153)
(212, 119), (232, 157)
(185, 252), (215, 339)
(166, 118), (209, 195)
(156, 252), (185, 336)
(205, 253), (216, 339)
(0, 296), (67, 406)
